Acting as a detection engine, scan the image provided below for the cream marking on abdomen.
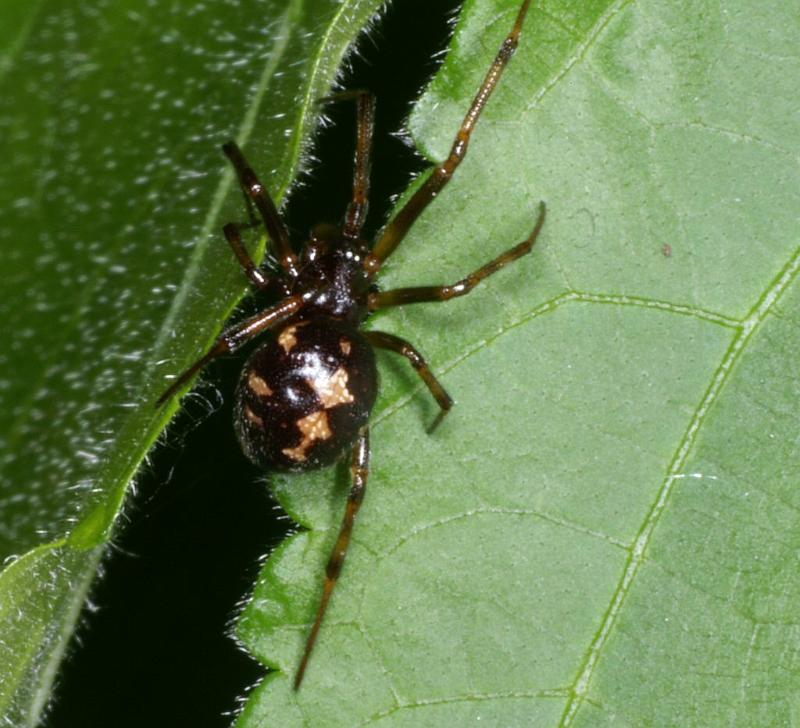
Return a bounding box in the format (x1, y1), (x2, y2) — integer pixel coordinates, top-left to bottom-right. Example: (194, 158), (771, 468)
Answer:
(244, 406), (264, 427)
(248, 372), (273, 397)
(278, 325), (299, 353)
(309, 367), (355, 409)
(282, 410), (333, 462)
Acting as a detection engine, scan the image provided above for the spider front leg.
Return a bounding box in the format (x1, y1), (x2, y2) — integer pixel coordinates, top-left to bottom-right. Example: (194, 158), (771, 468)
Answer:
(364, 331), (453, 432)
(223, 222), (270, 289)
(222, 141), (299, 277)
(224, 219), (293, 297)
(156, 295), (303, 406)
(319, 90), (376, 240)
(294, 427), (370, 690)
(369, 201), (545, 309)
(343, 91), (375, 239)
(366, 0), (531, 270)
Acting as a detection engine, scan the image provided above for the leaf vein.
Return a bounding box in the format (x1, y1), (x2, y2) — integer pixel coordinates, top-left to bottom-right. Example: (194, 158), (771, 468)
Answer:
(379, 507), (628, 562)
(524, 0), (635, 113)
(362, 687), (570, 726)
(372, 289), (740, 432)
(559, 245), (800, 725)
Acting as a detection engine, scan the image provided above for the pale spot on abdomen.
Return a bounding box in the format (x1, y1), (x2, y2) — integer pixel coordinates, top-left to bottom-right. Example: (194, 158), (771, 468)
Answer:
(309, 367), (355, 409)
(278, 325), (299, 353)
(282, 410), (332, 462)
(244, 406), (264, 427)
(248, 372), (273, 397)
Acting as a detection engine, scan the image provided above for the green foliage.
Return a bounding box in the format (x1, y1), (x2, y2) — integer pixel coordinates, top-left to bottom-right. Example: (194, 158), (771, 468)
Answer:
(236, 0), (800, 725)
(0, 0), (382, 723)
(1, 0), (798, 726)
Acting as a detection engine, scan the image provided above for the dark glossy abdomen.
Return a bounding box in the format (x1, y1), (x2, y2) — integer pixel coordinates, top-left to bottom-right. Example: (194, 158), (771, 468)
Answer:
(234, 317), (377, 472)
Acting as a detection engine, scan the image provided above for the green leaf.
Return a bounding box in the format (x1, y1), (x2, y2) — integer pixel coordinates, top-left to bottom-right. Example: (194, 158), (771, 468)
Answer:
(236, 0), (800, 725)
(0, 0), (382, 722)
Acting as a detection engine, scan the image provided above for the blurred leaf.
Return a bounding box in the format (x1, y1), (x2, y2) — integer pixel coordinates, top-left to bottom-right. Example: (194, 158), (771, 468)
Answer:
(0, 0), (382, 723)
(236, 0), (800, 725)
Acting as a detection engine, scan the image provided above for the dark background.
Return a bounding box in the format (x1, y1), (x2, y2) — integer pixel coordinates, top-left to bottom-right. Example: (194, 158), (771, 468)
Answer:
(49, 1), (462, 725)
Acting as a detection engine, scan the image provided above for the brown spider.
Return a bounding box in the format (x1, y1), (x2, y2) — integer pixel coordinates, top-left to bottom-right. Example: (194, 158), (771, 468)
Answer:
(157, 0), (544, 689)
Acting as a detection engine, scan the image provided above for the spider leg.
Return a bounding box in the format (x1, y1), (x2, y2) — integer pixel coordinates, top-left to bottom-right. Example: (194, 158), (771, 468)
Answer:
(367, 0), (531, 270)
(369, 201), (545, 309)
(235, 172), (261, 230)
(223, 223), (271, 289)
(318, 90), (376, 239)
(156, 295), (303, 407)
(364, 331), (453, 433)
(294, 427), (370, 690)
(344, 91), (376, 239)
(222, 141), (299, 277)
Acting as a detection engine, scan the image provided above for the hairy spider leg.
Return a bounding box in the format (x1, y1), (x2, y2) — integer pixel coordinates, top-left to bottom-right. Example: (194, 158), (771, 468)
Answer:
(370, 201), (546, 308)
(294, 427), (370, 690)
(222, 141), (299, 277)
(367, 0), (532, 270)
(364, 331), (453, 432)
(155, 296), (303, 406)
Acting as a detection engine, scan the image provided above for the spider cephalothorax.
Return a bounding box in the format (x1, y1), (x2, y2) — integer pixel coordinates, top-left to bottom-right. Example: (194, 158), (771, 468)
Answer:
(158, 0), (543, 690)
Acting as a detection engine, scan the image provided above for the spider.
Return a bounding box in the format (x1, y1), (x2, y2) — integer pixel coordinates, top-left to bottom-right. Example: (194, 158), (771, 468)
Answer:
(157, 0), (544, 690)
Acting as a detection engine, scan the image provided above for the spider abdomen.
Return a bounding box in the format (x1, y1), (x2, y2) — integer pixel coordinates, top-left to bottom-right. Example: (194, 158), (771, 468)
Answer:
(234, 317), (377, 472)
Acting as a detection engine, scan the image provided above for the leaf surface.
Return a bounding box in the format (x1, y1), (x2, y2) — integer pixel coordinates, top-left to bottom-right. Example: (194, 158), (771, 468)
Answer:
(0, 0), (382, 722)
(236, 0), (800, 725)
